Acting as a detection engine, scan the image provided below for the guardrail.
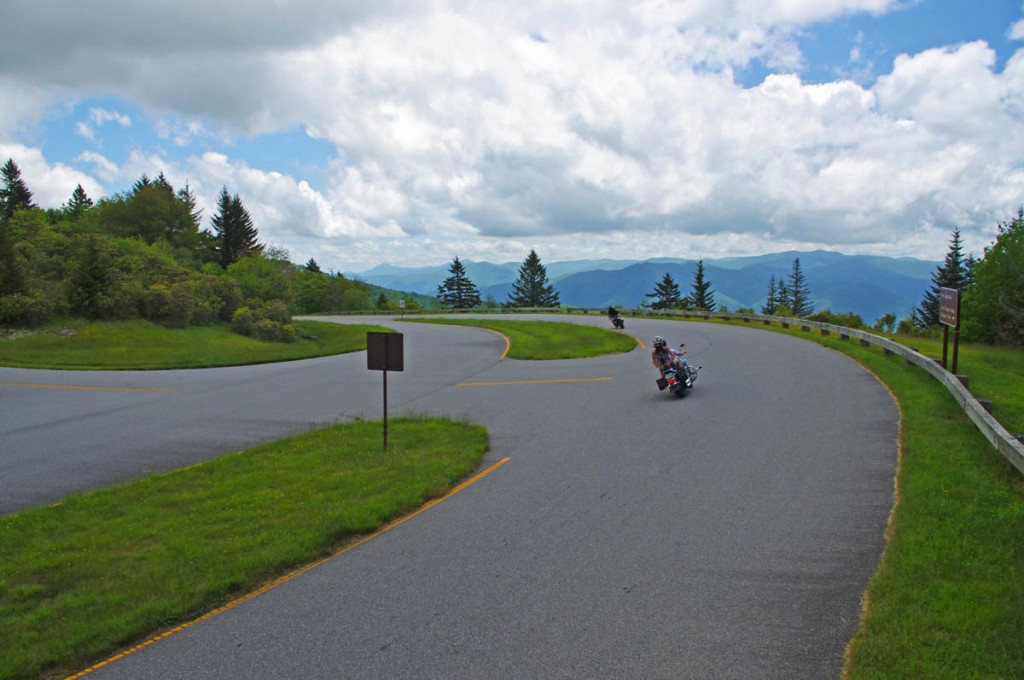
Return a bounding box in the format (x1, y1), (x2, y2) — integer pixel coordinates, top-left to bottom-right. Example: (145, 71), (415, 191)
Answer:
(319, 306), (1024, 474)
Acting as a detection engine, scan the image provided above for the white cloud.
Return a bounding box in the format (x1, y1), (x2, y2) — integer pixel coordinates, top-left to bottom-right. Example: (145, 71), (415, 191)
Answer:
(89, 108), (131, 127)
(1, 0), (1022, 270)
(0, 144), (104, 206)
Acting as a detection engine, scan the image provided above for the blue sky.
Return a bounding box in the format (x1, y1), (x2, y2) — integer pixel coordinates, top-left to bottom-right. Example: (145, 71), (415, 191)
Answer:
(2, 1), (1023, 272)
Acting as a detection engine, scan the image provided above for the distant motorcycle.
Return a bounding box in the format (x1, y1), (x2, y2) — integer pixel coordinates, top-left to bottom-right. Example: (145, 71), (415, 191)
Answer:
(607, 307), (625, 329)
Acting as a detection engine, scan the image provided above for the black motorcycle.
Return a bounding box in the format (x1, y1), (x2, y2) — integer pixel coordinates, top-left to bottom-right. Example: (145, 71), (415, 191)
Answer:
(656, 348), (698, 398)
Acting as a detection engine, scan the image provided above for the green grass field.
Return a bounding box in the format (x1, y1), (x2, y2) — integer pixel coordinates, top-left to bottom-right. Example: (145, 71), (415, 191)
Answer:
(406, 317), (637, 359)
(0, 319), (391, 369)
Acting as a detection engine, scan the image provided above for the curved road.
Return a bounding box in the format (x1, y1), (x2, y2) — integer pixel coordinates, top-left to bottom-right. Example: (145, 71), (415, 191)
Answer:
(0, 315), (897, 678)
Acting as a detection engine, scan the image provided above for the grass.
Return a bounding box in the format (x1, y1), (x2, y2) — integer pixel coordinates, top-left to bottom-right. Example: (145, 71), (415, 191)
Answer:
(701, 319), (1024, 679)
(883, 333), (1024, 434)
(0, 417), (489, 680)
(0, 319), (392, 369)
(406, 317), (637, 359)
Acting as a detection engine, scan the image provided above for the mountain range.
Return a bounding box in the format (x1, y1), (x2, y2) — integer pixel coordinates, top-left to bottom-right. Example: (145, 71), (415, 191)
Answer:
(348, 250), (939, 323)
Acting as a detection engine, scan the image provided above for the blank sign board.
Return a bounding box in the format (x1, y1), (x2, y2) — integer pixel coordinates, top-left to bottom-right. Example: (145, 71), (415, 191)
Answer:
(367, 332), (404, 371)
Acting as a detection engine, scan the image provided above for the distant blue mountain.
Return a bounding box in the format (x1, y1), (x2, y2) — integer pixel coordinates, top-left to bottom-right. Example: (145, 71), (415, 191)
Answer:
(349, 251), (938, 323)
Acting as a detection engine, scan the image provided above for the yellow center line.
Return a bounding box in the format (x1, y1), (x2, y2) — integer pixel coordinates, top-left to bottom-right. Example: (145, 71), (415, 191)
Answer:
(0, 381), (172, 393)
(457, 377), (614, 387)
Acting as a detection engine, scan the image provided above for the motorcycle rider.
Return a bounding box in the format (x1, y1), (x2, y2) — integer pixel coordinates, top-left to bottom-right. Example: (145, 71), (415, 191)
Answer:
(651, 336), (695, 384)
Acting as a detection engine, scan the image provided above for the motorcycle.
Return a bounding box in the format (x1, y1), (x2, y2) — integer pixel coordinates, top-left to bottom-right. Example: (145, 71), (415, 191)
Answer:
(656, 345), (699, 398)
(607, 307), (625, 329)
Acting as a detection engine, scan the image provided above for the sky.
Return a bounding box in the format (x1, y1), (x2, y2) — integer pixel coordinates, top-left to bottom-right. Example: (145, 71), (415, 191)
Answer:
(2, 1), (1024, 273)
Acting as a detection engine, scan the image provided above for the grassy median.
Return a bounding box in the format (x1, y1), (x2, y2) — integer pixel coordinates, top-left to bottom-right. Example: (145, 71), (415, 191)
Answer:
(407, 317), (637, 359)
(0, 319), (390, 369)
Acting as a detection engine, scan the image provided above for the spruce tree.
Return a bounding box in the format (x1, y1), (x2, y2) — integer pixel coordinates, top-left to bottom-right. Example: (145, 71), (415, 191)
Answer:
(506, 249), (559, 308)
(212, 187), (263, 268)
(787, 257), (814, 317)
(1, 159), (35, 221)
(305, 258), (322, 273)
(761, 275), (780, 315)
(645, 272), (683, 310)
(915, 228), (969, 329)
(436, 256), (481, 308)
(64, 184), (94, 220)
(687, 259), (716, 311)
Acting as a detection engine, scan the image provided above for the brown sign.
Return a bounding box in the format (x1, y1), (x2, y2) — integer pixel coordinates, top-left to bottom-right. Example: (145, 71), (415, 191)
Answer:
(939, 287), (960, 328)
(367, 332), (404, 371)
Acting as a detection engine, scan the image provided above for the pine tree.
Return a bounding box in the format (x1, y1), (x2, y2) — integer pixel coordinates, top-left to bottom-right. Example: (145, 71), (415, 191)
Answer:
(761, 275), (780, 315)
(212, 188), (263, 268)
(436, 256), (481, 308)
(915, 228), (968, 329)
(176, 182), (203, 230)
(787, 257), (814, 317)
(687, 259), (717, 311)
(506, 249), (559, 308)
(645, 272), (683, 310)
(63, 184), (94, 220)
(1, 158), (35, 221)
(305, 258), (322, 273)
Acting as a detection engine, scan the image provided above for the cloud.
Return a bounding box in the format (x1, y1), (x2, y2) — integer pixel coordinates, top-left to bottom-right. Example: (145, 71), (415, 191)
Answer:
(89, 108), (131, 127)
(0, 144), (104, 206)
(1, 0), (1023, 270)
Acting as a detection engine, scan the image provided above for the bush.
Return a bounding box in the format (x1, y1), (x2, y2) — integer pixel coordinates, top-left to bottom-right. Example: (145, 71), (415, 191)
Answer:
(0, 292), (57, 326)
(140, 283), (173, 322)
(807, 309), (865, 329)
(231, 306), (258, 336)
(231, 303), (296, 342)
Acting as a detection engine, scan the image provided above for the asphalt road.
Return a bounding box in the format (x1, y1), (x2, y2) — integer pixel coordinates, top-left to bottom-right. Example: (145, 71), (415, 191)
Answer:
(0, 315), (898, 678)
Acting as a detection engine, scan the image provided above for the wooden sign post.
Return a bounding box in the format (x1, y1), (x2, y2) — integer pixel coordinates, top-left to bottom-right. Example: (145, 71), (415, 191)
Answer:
(366, 332), (404, 448)
(939, 287), (961, 374)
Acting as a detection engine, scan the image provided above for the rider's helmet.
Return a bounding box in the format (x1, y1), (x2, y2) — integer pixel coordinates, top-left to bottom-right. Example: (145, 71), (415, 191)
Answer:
(653, 336), (667, 349)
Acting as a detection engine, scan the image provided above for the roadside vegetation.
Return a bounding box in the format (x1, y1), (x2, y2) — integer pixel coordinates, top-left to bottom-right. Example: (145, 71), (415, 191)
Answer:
(407, 317), (636, 359)
(0, 417), (488, 679)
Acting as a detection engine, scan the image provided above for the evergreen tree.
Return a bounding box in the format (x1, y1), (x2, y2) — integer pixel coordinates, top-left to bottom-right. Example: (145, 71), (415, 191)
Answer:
(1, 159), (35, 221)
(506, 249), (559, 307)
(64, 184), (94, 220)
(761, 275), (780, 315)
(436, 256), (481, 308)
(645, 272), (683, 310)
(687, 259), (716, 311)
(176, 182), (203, 230)
(305, 258), (322, 273)
(212, 187), (263, 268)
(915, 228), (969, 329)
(787, 257), (814, 317)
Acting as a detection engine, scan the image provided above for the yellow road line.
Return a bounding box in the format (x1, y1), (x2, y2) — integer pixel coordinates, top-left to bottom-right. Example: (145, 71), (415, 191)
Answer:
(0, 382), (172, 393)
(66, 456), (512, 679)
(457, 377), (614, 387)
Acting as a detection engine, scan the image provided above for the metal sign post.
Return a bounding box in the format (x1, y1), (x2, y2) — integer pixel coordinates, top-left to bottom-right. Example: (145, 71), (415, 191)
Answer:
(366, 332), (404, 448)
(939, 287), (961, 374)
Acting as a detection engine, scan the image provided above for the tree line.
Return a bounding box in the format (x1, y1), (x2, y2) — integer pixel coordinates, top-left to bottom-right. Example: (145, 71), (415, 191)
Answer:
(0, 159), (382, 340)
